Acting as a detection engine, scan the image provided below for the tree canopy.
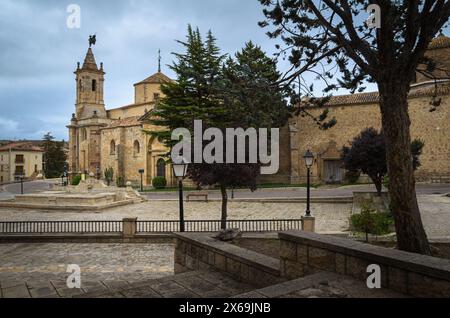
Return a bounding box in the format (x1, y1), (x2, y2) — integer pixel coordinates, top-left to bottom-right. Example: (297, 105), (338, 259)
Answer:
(342, 128), (425, 195)
(42, 133), (67, 179)
(149, 26), (290, 229)
(258, 0), (450, 255)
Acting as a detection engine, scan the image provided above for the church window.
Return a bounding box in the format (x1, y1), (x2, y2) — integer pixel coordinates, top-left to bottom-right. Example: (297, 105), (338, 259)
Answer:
(110, 140), (116, 155)
(154, 93), (160, 101)
(133, 140), (140, 156)
(79, 79), (83, 92)
(156, 159), (166, 178)
(92, 79), (97, 91)
(81, 129), (87, 141)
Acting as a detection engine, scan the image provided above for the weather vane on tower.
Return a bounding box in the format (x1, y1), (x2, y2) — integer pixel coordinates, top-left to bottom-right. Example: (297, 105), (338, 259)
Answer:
(89, 34), (97, 47)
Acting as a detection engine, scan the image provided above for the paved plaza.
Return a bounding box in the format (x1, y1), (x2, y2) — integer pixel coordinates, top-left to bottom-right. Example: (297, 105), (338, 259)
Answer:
(0, 181), (449, 298)
(0, 243), (173, 298)
(0, 195), (449, 237)
(0, 200), (353, 233)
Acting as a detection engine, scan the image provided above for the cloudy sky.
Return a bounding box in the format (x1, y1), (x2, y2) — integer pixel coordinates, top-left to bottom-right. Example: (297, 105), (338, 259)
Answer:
(0, 0), (383, 141)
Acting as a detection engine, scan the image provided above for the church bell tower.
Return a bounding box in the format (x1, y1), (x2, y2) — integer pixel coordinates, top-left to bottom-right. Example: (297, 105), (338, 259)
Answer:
(68, 36), (109, 175)
(74, 45), (106, 119)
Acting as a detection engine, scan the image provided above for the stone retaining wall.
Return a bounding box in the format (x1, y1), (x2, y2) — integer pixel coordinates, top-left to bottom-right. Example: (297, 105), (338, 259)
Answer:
(279, 230), (450, 297)
(174, 233), (284, 288)
(233, 233), (280, 258)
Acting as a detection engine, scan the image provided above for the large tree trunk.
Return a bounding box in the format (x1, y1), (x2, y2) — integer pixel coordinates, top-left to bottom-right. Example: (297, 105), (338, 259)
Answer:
(378, 82), (431, 255)
(220, 184), (228, 230)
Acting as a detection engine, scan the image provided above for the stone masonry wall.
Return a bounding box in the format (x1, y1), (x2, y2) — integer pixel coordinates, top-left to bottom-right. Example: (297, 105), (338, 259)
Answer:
(174, 233), (284, 288)
(279, 231), (450, 297)
(289, 91), (450, 183)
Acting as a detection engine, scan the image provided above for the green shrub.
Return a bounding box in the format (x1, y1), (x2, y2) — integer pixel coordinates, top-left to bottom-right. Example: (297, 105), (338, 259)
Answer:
(383, 175), (390, 189)
(152, 177), (167, 189)
(345, 170), (361, 184)
(104, 167), (114, 186)
(71, 175), (82, 186)
(351, 205), (394, 241)
(116, 176), (125, 188)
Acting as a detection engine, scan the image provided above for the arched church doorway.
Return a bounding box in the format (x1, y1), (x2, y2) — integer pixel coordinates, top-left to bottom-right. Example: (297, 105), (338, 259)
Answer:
(156, 159), (166, 178)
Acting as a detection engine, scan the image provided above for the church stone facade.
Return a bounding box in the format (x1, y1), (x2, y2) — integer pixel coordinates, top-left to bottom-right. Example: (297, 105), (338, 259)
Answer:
(67, 47), (175, 187)
(68, 36), (450, 188)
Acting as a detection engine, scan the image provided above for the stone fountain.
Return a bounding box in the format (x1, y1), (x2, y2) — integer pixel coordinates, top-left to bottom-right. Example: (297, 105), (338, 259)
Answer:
(0, 179), (145, 211)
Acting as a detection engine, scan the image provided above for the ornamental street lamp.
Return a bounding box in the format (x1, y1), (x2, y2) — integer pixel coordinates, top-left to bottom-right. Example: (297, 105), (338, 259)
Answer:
(20, 173), (25, 195)
(172, 157), (189, 232)
(303, 150), (314, 217)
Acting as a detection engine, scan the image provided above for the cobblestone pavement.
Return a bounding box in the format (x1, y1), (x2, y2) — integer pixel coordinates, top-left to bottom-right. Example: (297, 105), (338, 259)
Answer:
(0, 201), (352, 233)
(1, 195), (449, 236)
(418, 194), (450, 238)
(0, 243), (174, 298)
(78, 270), (256, 298)
(144, 183), (450, 200)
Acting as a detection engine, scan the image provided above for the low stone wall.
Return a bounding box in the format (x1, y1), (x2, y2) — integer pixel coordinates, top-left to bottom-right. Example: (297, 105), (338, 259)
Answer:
(174, 233), (284, 288)
(430, 239), (450, 260)
(279, 230), (450, 297)
(233, 233), (280, 258)
(352, 191), (390, 214)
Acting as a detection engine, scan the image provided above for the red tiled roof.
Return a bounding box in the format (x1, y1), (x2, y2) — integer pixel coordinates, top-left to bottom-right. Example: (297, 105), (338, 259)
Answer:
(103, 116), (142, 129)
(107, 101), (154, 112)
(325, 82), (450, 107)
(134, 72), (172, 86)
(0, 142), (44, 152)
(428, 34), (450, 50)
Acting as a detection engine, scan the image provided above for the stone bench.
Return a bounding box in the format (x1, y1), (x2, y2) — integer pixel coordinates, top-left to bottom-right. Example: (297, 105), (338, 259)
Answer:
(186, 192), (209, 202)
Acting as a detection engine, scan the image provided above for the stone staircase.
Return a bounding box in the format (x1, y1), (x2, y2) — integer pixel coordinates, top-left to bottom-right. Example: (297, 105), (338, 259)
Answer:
(77, 270), (405, 299)
(77, 270), (257, 298)
(234, 272), (406, 298)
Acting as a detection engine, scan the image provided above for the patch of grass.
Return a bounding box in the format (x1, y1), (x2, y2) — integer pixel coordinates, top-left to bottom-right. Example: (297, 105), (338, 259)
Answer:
(351, 208), (395, 239)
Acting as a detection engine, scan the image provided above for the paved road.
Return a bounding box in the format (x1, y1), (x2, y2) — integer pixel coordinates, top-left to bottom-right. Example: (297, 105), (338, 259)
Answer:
(1, 180), (56, 195)
(2, 180), (449, 200)
(143, 183), (450, 200)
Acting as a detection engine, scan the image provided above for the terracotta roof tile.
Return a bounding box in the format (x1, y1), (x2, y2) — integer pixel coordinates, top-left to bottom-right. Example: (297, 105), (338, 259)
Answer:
(428, 35), (450, 50)
(0, 142), (43, 152)
(325, 82), (450, 107)
(134, 72), (172, 85)
(103, 116), (142, 129)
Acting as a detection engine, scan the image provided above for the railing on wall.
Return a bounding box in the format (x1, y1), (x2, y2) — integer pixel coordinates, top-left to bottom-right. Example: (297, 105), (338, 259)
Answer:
(0, 219), (303, 235)
(0, 221), (123, 234)
(137, 219), (303, 233)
